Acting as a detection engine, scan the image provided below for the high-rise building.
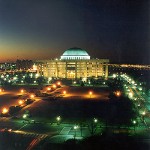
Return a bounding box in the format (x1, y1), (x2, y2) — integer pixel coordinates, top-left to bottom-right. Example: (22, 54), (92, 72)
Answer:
(36, 47), (109, 80)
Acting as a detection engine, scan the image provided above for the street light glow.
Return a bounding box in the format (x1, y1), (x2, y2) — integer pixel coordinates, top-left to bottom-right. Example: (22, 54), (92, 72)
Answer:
(142, 111), (146, 116)
(56, 116), (61, 121)
(21, 89), (24, 93)
(63, 90), (66, 94)
(30, 94), (35, 99)
(133, 120), (136, 124)
(18, 100), (23, 105)
(2, 108), (8, 114)
(23, 114), (27, 119)
(116, 91), (121, 97)
(94, 118), (98, 123)
(113, 74), (117, 78)
(129, 92), (133, 98)
(57, 81), (61, 86)
(47, 87), (51, 91)
(74, 125), (78, 130)
(53, 84), (57, 88)
(89, 91), (93, 98)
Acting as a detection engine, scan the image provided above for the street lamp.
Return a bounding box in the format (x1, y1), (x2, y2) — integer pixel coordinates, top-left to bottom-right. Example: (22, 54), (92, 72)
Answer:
(133, 120), (136, 124)
(94, 118), (98, 123)
(115, 91), (121, 97)
(23, 114), (28, 119)
(129, 92), (133, 98)
(141, 111), (146, 121)
(63, 90), (66, 95)
(18, 100), (23, 105)
(53, 84), (57, 89)
(2, 107), (8, 114)
(132, 120), (137, 132)
(20, 89), (24, 94)
(142, 111), (146, 116)
(137, 103), (140, 107)
(89, 91), (93, 98)
(74, 125), (78, 139)
(57, 81), (61, 87)
(90, 118), (98, 135)
(113, 74), (117, 78)
(30, 94), (35, 99)
(56, 116), (61, 125)
(47, 87), (51, 91)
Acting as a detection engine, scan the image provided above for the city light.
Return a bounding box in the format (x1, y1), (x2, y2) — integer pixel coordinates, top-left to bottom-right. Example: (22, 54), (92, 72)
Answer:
(128, 92), (133, 98)
(74, 125), (79, 139)
(30, 94), (35, 99)
(142, 111), (146, 116)
(56, 116), (61, 121)
(115, 91), (121, 97)
(23, 114), (27, 119)
(35, 73), (39, 78)
(89, 91), (93, 98)
(94, 118), (98, 123)
(57, 81), (61, 86)
(52, 84), (57, 88)
(133, 120), (136, 124)
(73, 81), (76, 84)
(2, 108), (8, 114)
(8, 129), (12, 132)
(47, 87), (51, 91)
(113, 74), (117, 78)
(74, 125), (79, 130)
(56, 116), (61, 125)
(63, 90), (66, 94)
(18, 100), (23, 105)
(20, 89), (24, 93)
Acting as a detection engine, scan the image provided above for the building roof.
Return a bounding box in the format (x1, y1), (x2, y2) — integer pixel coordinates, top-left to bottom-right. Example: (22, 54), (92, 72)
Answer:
(62, 47), (90, 56)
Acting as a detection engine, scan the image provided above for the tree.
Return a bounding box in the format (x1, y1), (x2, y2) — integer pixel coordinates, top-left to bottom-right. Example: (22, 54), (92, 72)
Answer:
(24, 76), (33, 84)
(36, 76), (46, 85)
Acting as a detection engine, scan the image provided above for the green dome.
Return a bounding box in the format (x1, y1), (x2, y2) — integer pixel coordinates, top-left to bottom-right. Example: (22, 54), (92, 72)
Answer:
(61, 47), (90, 60)
(62, 47), (89, 56)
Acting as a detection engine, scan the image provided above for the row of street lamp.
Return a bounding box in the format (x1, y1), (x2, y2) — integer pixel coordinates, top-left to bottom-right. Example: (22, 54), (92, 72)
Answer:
(1, 89), (35, 116)
(120, 73), (148, 129)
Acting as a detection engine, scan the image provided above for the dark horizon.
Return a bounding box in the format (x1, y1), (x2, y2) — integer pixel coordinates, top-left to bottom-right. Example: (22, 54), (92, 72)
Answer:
(0, 0), (149, 64)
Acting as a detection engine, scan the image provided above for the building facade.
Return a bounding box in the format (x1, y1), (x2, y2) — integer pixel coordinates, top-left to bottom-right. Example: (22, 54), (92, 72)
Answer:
(36, 47), (109, 79)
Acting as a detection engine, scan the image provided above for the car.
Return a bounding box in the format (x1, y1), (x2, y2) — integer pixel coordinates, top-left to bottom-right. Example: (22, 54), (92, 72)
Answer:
(0, 128), (12, 132)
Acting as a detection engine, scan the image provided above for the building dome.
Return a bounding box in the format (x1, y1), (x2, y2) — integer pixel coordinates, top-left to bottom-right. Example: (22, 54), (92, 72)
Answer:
(60, 47), (90, 60)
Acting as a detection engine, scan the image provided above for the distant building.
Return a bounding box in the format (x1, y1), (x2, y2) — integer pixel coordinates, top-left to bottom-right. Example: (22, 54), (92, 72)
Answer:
(0, 62), (16, 71)
(16, 60), (33, 70)
(36, 47), (109, 80)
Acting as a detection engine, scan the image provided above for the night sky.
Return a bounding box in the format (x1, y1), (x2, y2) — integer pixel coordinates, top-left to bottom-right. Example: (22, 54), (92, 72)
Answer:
(0, 0), (149, 64)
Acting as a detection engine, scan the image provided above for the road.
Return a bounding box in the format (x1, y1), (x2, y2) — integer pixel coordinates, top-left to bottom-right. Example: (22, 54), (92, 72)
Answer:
(120, 74), (150, 130)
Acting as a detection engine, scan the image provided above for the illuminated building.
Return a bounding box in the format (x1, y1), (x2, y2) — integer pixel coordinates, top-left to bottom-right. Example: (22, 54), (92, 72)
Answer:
(36, 47), (109, 80)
